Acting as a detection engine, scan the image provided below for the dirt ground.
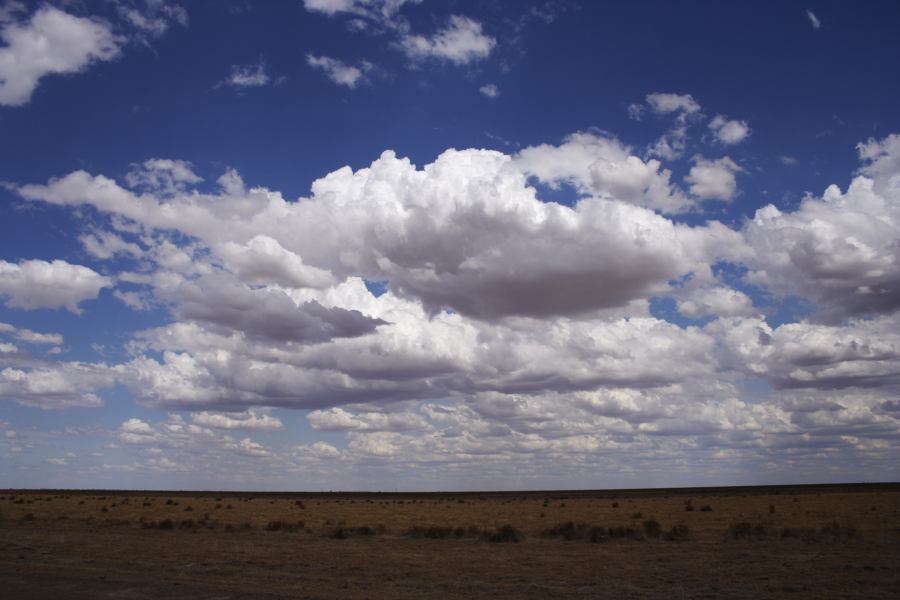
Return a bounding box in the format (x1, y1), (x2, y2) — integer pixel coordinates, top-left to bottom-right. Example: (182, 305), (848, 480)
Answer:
(2, 484), (898, 599)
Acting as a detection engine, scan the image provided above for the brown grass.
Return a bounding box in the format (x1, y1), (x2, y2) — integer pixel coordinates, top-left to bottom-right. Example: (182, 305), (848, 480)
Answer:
(1, 485), (898, 598)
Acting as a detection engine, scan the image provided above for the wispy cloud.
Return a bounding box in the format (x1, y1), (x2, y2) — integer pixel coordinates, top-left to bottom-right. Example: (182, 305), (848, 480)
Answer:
(806, 9), (821, 29)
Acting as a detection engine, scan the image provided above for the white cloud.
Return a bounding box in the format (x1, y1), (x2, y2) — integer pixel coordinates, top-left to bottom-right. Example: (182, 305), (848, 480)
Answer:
(0, 362), (115, 409)
(80, 230), (144, 260)
(117, 1), (188, 39)
(685, 156), (743, 201)
(780, 155), (798, 166)
(400, 15), (496, 65)
(514, 131), (693, 213)
(709, 114), (750, 145)
(676, 287), (757, 319)
(479, 83), (499, 98)
(221, 62), (270, 88)
(806, 9), (821, 29)
(627, 103), (644, 121)
(226, 437), (270, 457)
(0, 6), (123, 106)
(125, 158), (203, 194)
(191, 410), (284, 431)
(308, 406), (430, 432)
(11, 133), (900, 482)
(303, 0), (417, 23)
(743, 137), (900, 320)
(306, 54), (370, 88)
(0, 322), (63, 346)
(0, 259), (113, 313)
(645, 92), (701, 115)
(857, 133), (900, 196)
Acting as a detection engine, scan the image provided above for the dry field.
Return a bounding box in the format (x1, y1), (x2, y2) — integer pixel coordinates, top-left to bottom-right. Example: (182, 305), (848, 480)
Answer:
(1, 484), (898, 599)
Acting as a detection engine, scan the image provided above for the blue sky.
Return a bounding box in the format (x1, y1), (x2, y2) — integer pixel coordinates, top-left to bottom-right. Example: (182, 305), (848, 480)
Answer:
(1, 0), (899, 491)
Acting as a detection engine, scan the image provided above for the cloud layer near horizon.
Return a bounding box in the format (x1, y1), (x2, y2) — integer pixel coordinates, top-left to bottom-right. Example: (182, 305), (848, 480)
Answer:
(3, 129), (900, 486)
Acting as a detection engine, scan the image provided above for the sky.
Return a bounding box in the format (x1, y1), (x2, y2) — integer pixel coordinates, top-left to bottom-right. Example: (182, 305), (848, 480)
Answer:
(1, 0), (899, 491)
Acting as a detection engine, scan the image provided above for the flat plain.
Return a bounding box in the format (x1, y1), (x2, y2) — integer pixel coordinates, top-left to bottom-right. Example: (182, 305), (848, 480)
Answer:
(2, 484), (898, 599)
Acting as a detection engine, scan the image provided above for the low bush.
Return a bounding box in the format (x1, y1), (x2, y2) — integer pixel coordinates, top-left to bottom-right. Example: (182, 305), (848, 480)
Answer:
(266, 520), (304, 532)
(325, 525), (379, 539)
(642, 519), (662, 539)
(729, 522), (768, 541)
(484, 524), (522, 543)
(406, 525), (464, 539)
(664, 525), (690, 541)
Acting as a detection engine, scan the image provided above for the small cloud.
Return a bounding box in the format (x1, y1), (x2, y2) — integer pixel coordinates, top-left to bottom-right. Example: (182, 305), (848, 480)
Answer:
(306, 54), (371, 88)
(685, 155), (743, 201)
(780, 155), (798, 166)
(645, 92), (701, 115)
(400, 15), (496, 65)
(479, 83), (499, 98)
(627, 103), (644, 121)
(47, 457), (67, 465)
(806, 9), (821, 29)
(221, 62), (270, 88)
(708, 115), (751, 145)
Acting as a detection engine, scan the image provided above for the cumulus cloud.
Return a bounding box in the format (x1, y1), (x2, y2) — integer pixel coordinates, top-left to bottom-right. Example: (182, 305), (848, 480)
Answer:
(306, 54), (370, 88)
(220, 62), (270, 88)
(743, 149), (900, 320)
(303, 0), (417, 23)
(0, 322), (63, 346)
(676, 286), (757, 319)
(12, 132), (900, 480)
(708, 115), (750, 145)
(685, 156), (743, 201)
(479, 83), (499, 98)
(191, 410), (284, 431)
(19, 146), (740, 320)
(400, 15), (496, 65)
(0, 259), (112, 313)
(514, 131), (693, 212)
(0, 6), (122, 106)
(645, 92), (701, 115)
(125, 158), (203, 194)
(0, 362), (116, 409)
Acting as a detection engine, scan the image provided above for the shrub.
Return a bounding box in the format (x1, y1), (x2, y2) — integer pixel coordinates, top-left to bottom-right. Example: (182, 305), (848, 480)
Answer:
(157, 519), (174, 530)
(266, 520), (305, 532)
(700, 505), (712, 512)
(406, 525), (457, 539)
(22, 513), (35, 522)
(632, 512), (643, 519)
(542, 521), (581, 541)
(611, 502), (619, 508)
(642, 519), (662, 539)
(326, 525), (378, 539)
(484, 524), (522, 543)
(664, 525), (690, 542)
(607, 526), (641, 540)
(729, 522), (767, 541)
(295, 500), (305, 508)
(184, 506), (193, 512)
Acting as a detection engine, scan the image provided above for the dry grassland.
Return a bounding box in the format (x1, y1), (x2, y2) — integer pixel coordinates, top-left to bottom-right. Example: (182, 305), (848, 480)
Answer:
(1, 484), (898, 599)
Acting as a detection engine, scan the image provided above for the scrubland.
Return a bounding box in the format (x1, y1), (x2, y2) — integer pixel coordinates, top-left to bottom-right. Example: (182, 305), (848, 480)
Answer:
(1, 484), (898, 598)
